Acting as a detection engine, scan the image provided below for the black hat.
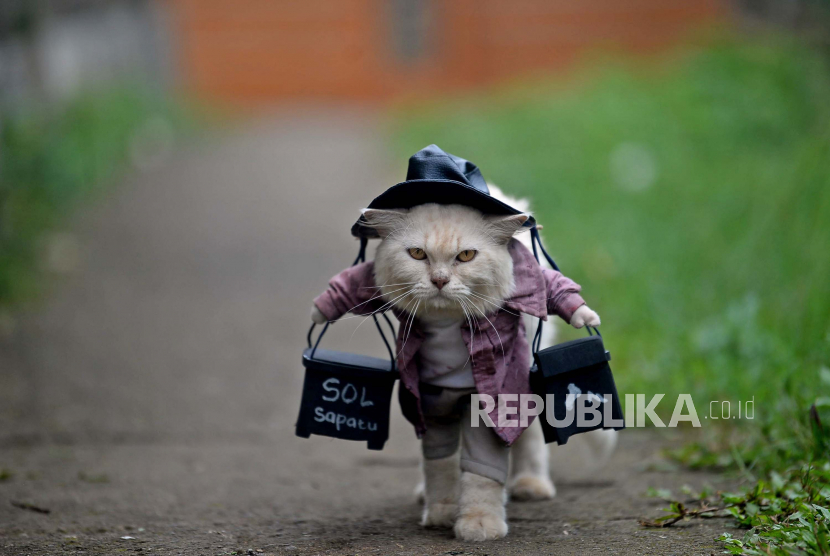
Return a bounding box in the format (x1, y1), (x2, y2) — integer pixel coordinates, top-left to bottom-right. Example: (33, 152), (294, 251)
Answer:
(351, 144), (536, 237)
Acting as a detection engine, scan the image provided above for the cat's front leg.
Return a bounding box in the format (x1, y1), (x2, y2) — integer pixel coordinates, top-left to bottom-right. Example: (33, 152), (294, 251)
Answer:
(570, 304), (600, 328)
(311, 305), (327, 324)
(421, 454), (459, 528)
(454, 472), (508, 541)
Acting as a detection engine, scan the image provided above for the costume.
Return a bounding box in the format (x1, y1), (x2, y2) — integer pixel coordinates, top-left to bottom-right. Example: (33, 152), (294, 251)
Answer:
(314, 146), (586, 456)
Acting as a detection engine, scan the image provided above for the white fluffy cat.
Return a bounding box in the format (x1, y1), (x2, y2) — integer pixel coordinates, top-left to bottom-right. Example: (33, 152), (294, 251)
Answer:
(311, 186), (614, 541)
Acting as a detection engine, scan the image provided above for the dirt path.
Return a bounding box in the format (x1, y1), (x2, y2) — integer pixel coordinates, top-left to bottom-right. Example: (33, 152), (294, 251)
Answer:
(0, 113), (735, 555)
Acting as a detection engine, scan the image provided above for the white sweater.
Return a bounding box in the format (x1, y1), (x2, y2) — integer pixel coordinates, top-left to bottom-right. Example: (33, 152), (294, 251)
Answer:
(416, 317), (475, 388)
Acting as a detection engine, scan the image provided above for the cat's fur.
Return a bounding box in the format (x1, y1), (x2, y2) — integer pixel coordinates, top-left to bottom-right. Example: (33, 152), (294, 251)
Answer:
(311, 187), (612, 541)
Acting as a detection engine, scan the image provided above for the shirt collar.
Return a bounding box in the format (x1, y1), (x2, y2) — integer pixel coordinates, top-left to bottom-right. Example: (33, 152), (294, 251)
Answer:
(503, 238), (548, 320)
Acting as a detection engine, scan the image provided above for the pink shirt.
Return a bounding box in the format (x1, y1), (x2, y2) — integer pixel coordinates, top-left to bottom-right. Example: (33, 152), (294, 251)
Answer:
(313, 239), (586, 445)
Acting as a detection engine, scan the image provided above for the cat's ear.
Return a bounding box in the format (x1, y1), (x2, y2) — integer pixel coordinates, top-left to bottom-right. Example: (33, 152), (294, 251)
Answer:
(361, 208), (409, 237)
(486, 213), (531, 243)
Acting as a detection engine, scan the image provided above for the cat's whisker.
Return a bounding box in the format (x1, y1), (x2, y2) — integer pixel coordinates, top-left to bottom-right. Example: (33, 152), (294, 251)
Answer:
(400, 295), (417, 317)
(392, 297), (417, 357)
(457, 297), (471, 333)
(458, 301), (473, 364)
(465, 291), (501, 309)
(465, 282), (506, 296)
(456, 300), (474, 370)
(360, 281), (419, 289)
(454, 296), (468, 327)
(460, 294), (488, 318)
(397, 298), (420, 358)
(372, 290), (416, 315)
(467, 299), (482, 366)
(337, 288), (413, 322)
(466, 291), (520, 317)
(374, 284), (418, 296)
(339, 291), (412, 320)
(465, 288), (511, 306)
(348, 290), (414, 342)
(467, 279), (509, 294)
(342, 285), (414, 315)
(470, 289), (507, 299)
(469, 297), (507, 367)
(457, 298), (477, 365)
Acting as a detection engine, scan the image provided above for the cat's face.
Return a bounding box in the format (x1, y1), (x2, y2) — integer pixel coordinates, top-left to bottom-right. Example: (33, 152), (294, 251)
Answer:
(362, 204), (529, 321)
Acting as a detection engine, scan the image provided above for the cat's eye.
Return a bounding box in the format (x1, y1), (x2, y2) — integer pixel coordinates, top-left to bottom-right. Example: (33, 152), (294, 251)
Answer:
(408, 247), (427, 260)
(456, 250), (477, 262)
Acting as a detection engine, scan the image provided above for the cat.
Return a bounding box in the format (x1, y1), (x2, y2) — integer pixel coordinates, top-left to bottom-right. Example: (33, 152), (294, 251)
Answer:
(311, 189), (611, 541)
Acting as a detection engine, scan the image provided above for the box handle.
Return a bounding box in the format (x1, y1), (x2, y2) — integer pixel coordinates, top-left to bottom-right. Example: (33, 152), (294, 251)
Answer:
(529, 226), (600, 355)
(306, 237), (397, 371)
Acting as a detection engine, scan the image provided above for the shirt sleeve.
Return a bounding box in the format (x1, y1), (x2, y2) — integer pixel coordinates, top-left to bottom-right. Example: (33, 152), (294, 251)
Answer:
(541, 268), (586, 323)
(312, 261), (384, 321)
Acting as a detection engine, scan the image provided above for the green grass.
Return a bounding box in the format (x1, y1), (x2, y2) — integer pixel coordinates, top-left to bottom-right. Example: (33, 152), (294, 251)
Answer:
(0, 87), (191, 307)
(391, 36), (830, 553)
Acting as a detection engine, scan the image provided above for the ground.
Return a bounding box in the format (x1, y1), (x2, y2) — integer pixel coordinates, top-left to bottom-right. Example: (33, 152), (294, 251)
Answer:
(0, 112), (737, 555)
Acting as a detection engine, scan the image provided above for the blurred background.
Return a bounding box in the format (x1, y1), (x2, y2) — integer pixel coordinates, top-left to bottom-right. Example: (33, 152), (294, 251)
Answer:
(1, 0), (830, 553)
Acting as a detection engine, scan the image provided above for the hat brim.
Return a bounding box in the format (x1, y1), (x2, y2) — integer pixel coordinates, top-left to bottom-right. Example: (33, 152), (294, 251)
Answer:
(351, 179), (536, 237)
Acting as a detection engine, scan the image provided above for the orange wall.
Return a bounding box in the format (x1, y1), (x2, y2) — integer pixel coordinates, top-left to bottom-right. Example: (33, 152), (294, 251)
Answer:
(168, 0), (724, 106)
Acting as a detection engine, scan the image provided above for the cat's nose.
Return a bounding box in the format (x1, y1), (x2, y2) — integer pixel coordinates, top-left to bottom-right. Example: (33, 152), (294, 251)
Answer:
(431, 277), (449, 290)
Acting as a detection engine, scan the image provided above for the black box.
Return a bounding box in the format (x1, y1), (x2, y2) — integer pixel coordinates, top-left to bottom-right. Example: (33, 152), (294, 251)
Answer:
(296, 347), (398, 451)
(531, 334), (624, 445)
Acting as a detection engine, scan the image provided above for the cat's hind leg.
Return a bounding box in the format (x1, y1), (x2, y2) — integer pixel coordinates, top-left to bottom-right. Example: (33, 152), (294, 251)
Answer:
(413, 473), (425, 505)
(507, 417), (556, 501)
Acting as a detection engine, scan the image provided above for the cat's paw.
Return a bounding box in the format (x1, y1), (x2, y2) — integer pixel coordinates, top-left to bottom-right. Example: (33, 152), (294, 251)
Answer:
(311, 305), (327, 325)
(508, 474), (556, 501)
(413, 481), (425, 504)
(454, 511), (508, 541)
(421, 503), (457, 528)
(570, 305), (600, 328)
